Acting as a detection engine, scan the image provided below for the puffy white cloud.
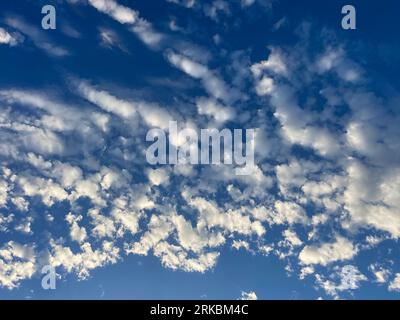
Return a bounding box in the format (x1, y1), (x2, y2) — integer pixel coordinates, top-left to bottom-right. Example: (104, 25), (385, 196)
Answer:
(71, 178), (106, 207)
(49, 240), (119, 280)
(153, 241), (219, 273)
(0, 179), (9, 207)
(52, 163), (83, 188)
(388, 274), (400, 292)
(196, 98), (235, 124)
(23, 128), (65, 155)
(272, 201), (307, 225)
(18, 176), (68, 207)
(111, 196), (141, 235)
(316, 265), (367, 298)
(299, 236), (357, 266)
(0, 242), (36, 289)
(148, 168), (170, 186)
(255, 76), (274, 96)
(89, 208), (117, 238)
(66, 213), (88, 243)
(283, 229), (303, 247)
(186, 196), (266, 236)
(299, 266), (314, 279)
(264, 84), (341, 157)
(343, 161), (400, 238)
(251, 49), (288, 77)
(369, 264), (390, 284)
(171, 214), (224, 252)
(126, 215), (173, 256)
(126, 209), (224, 271)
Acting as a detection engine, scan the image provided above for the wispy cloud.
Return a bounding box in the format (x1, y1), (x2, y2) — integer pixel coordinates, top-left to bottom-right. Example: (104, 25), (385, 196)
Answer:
(5, 16), (69, 57)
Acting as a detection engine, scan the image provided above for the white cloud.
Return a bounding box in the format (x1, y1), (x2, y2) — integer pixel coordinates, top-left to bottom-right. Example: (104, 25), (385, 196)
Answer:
(5, 16), (69, 57)
(66, 213), (88, 243)
(316, 49), (361, 83)
(89, 208), (117, 238)
(272, 201), (307, 225)
(130, 20), (164, 48)
(0, 179), (9, 208)
(239, 291), (258, 300)
(389, 274), (400, 292)
(18, 176), (68, 207)
(126, 215), (173, 256)
(15, 217), (33, 235)
(186, 196), (266, 236)
(148, 168), (170, 186)
(196, 97), (235, 124)
(153, 241), (219, 273)
(0, 242), (36, 289)
(283, 229), (303, 247)
(299, 266), (314, 279)
(255, 77), (274, 96)
(343, 161), (400, 238)
(369, 264), (390, 284)
(88, 0), (138, 24)
(251, 49), (288, 77)
(76, 81), (174, 130)
(87, 0), (163, 48)
(0, 27), (20, 46)
(77, 82), (136, 119)
(111, 196), (141, 235)
(232, 240), (250, 251)
(49, 240), (119, 280)
(166, 51), (238, 103)
(299, 236), (357, 266)
(72, 178), (106, 207)
(98, 27), (127, 52)
(316, 265), (367, 298)
(52, 163), (83, 188)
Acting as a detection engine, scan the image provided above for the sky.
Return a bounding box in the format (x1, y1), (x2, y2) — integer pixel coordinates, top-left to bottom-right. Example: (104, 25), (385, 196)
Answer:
(0, 0), (400, 300)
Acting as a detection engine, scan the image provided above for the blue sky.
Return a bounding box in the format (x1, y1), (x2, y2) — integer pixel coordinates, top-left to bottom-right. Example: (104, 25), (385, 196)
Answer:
(0, 0), (400, 300)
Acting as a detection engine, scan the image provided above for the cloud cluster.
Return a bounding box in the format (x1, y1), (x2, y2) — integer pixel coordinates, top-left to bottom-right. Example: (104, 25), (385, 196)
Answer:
(0, 0), (399, 299)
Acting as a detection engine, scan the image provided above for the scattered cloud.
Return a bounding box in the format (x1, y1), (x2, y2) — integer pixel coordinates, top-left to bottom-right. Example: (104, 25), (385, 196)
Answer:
(239, 291), (258, 300)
